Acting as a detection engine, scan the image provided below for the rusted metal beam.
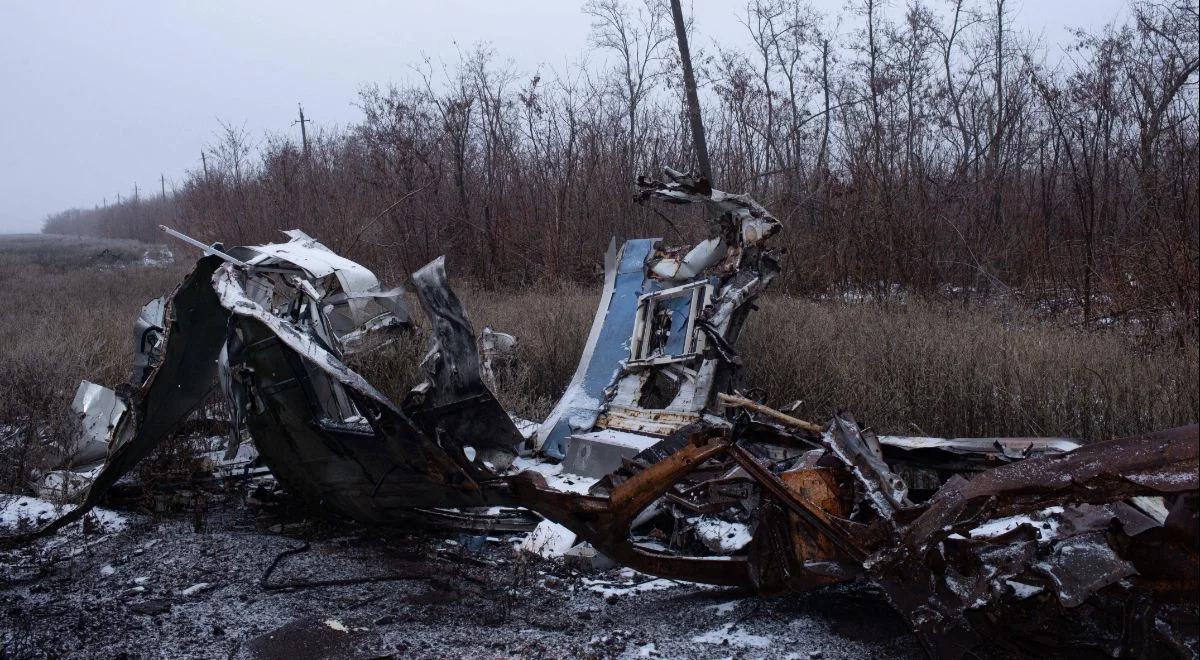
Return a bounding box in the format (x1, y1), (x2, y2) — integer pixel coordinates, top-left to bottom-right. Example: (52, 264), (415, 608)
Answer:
(502, 426), (756, 587)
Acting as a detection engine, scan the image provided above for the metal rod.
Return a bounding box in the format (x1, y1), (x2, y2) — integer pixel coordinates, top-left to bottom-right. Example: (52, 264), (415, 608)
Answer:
(718, 393), (825, 434)
(158, 224), (250, 268)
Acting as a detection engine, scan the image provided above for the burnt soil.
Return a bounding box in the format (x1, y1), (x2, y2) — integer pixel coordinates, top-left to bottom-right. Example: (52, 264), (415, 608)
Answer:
(1, 486), (921, 659)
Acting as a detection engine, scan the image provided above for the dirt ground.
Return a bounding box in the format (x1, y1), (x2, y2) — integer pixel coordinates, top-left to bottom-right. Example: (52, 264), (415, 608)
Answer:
(1, 486), (922, 659)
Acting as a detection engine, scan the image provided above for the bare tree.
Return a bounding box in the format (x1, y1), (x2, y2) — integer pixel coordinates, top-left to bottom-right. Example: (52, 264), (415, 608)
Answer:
(585, 0), (673, 179)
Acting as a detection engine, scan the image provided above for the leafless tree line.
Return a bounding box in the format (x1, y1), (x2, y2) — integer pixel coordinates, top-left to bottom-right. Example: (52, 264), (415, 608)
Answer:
(44, 0), (1198, 338)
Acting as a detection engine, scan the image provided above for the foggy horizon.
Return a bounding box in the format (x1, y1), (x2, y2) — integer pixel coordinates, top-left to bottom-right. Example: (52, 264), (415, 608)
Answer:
(1, 0), (1128, 234)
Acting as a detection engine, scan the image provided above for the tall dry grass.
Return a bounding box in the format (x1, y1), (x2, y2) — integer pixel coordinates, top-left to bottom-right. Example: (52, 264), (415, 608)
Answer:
(453, 288), (1197, 441)
(2, 235), (1196, 497)
(0, 235), (186, 490)
(738, 299), (1199, 440)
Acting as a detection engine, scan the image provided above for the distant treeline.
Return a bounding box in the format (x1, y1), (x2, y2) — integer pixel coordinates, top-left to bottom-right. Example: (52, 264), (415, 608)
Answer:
(44, 0), (1198, 337)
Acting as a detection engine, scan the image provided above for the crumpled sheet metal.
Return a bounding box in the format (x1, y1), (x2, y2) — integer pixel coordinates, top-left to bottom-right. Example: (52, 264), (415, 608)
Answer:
(635, 167), (781, 282)
(237, 229), (380, 293)
(216, 259), (518, 522)
(8, 220), (535, 535)
(825, 413), (909, 520)
(867, 424), (1199, 658)
(225, 229), (410, 349)
(406, 256), (522, 470)
(213, 263), (400, 416)
(900, 424), (1198, 550)
(65, 381), (127, 470)
(35, 382), (130, 500)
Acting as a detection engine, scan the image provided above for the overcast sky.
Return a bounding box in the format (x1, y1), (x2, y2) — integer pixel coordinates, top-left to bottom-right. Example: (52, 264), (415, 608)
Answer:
(0, 0), (1129, 233)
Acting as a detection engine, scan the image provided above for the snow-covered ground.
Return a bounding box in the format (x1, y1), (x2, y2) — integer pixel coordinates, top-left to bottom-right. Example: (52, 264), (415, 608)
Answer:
(1, 491), (921, 659)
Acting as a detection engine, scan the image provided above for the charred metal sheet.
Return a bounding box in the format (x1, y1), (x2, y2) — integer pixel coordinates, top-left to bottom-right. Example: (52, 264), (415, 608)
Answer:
(867, 425), (1199, 657)
(406, 256), (522, 470)
(215, 262), (497, 522)
(901, 424), (1198, 548)
(508, 425), (757, 587)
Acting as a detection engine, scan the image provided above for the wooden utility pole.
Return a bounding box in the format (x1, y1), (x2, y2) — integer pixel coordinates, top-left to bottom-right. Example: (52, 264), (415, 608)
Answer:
(201, 151), (209, 180)
(294, 102), (312, 158)
(669, 0), (711, 182)
(160, 173), (167, 199)
(133, 182), (139, 202)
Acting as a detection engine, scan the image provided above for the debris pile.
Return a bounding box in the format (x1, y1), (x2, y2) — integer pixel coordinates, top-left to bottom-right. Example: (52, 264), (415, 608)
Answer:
(5, 167), (1195, 657)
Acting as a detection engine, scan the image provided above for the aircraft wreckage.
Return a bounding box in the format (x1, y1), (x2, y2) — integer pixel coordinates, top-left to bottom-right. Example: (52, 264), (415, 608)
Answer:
(6, 167), (1196, 657)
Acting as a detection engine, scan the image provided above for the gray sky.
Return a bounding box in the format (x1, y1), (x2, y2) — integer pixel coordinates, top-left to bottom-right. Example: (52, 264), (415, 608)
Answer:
(0, 0), (1128, 233)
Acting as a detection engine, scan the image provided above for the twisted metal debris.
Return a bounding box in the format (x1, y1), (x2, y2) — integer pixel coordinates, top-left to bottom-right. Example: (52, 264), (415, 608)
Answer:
(7, 168), (1196, 657)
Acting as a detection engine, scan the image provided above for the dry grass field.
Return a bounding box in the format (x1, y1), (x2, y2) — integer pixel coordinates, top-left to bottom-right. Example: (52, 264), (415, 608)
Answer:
(2, 234), (1196, 492)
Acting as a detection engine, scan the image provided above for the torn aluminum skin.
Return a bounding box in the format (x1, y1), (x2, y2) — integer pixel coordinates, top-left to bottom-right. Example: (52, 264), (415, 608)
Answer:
(36, 381), (131, 501)
(132, 296), (166, 385)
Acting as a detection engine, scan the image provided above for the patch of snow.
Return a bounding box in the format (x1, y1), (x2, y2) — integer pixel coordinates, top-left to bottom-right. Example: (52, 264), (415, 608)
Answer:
(510, 456), (598, 495)
(636, 642), (658, 657)
(561, 389), (602, 433)
(519, 520), (577, 558)
(180, 582), (211, 596)
(582, 577), (678, 598)
(324, 619), (349, 633)
(0, 494), (127, 534)
(691, 623), (772, 649)
(705, 600), (742, 616)
(969, 506), (1064, 542)
(692, 517), (752, 554)
(1006, 580), (1044, 599)
(99, 564), (115, 576)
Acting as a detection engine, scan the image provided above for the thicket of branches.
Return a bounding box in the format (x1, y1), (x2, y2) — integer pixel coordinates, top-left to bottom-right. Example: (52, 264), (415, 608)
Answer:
(44, 0), (1198, 338)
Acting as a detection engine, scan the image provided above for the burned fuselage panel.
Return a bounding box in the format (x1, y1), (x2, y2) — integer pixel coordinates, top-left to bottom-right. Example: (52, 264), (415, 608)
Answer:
(539, 168), (782, 479)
